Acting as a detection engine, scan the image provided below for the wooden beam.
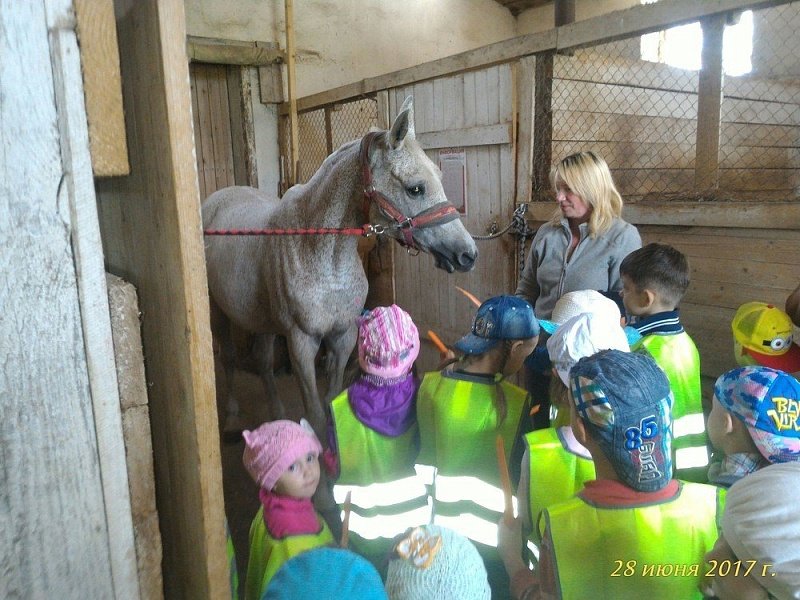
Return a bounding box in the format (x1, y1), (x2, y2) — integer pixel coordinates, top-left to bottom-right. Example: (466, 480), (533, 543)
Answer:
(74, 0), (129, 176)
(695, 14), (725, 190)
(532, 52), (554, 201)
(96, 0), (227, 598)
(227, 66), (259, 187)
(515, 56), (536, 205)
(187, 35), (285, 66)
(526, 200), (800, 229)
(417, 123), (512, 149)
(280, 0), (791, 113)
(284, 0), (299, 185)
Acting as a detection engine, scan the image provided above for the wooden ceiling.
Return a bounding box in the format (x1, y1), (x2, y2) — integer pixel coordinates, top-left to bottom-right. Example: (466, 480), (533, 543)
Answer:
(493, 0), (552, 17)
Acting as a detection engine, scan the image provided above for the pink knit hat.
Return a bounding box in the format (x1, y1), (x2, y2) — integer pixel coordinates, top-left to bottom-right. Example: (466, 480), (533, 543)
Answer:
(242, 419), (322, 491)
(357, 305), (420, 379)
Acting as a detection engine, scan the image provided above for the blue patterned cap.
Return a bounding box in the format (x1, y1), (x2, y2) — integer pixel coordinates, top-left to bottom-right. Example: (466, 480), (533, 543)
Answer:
(570, 349), (674, 491)
(454, 295), (539, 355)
(714, 366), (800, 463)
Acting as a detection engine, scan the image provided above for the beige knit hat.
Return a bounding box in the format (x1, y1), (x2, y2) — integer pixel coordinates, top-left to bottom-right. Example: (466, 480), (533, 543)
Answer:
(385, 525), (491, 600)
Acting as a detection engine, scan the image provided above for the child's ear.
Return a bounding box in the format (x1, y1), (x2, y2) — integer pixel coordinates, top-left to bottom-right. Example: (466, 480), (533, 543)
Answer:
(642, 288), (657, 309)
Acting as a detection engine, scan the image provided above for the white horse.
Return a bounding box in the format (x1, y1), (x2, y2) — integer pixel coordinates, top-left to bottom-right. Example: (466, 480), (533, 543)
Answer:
(203, 97), (477, 437)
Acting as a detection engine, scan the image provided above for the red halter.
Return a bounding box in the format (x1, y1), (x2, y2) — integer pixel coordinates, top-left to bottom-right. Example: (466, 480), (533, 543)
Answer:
(359, 131), (460, 251)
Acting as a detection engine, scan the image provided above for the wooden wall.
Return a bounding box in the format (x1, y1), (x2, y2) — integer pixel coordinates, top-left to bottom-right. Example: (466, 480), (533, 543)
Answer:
(389, 64), (517, 343)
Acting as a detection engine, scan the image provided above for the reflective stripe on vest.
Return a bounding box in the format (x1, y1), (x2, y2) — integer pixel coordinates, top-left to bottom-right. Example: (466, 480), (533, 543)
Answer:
(543, 482), (719, 600)
(526, 428), (595, 540)
(245, 506), (333, 600)
(333, 474), (428, 508)
(417, 372), (528, 548)
(634, 333), (709, 477)
(342, 500), (431, 541)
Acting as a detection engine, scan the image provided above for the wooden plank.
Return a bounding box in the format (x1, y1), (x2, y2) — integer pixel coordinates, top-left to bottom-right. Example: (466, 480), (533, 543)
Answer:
(190, 67), (206, 202)
(532, 52), (554, 200)
(721, 122), (800, 148)
(515, 56), (536, 205)
(74, 0), (129, 176)
(528, 200), (800, 228)
(416, 123), (512, 149)
(718, 168), (797, 191)
(722, 96), (800, 126)
(553, 140), (696, 169)
(285, 0), (300, 185)
(695, 14), (725, 190)
(553, 110), (697, 143)
(1, 1), (132, 596)
(257, 41), (284, 104)
(187, 35), (284, 66)
(96, 0), (227, 597)
(193, 65), (217, 201)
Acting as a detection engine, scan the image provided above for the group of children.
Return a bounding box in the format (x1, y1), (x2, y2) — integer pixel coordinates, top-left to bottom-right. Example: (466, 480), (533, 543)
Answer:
(236, 242), (800, 600)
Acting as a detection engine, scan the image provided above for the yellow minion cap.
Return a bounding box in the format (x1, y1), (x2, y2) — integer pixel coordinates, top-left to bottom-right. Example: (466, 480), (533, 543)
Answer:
(731, 302), (793, 356)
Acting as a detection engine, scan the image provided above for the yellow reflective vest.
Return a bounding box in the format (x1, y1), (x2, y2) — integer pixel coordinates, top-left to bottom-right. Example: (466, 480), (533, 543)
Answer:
(541, 482), (719, 600)
(417, 370), (528, 548)
(330, 389), (429, 559)
(526, 427), (595, 541)
(633, 332), (709, 482)
(244, 506), (333, 600)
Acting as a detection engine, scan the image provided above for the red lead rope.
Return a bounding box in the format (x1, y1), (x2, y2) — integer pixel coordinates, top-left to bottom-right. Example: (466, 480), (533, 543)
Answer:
(204, 225), (370, 236)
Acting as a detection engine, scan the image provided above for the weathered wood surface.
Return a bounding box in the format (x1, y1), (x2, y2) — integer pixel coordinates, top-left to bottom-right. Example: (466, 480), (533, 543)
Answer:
(1, 0), (138, 597)
(95, 0), (227, 597)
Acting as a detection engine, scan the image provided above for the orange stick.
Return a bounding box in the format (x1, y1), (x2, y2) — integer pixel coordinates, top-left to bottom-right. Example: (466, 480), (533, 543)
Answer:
(427, 329), (448, 357)
(495, 435), (514, 524)
(455, 285), (482, 308)
(340, 491), (352, 548)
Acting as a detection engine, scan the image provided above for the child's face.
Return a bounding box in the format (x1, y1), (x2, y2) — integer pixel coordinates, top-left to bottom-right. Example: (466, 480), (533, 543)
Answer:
(620, 274), (648, 317)
(274, 452), (320, 499)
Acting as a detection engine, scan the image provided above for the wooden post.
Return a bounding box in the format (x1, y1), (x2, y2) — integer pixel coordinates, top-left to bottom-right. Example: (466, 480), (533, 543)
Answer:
(284, 0), (300, 186)
(515, 55), (536, 205)
(531, 52), (554, 201)
(228, 66), (259, 187)
(324, 105), (334, 155)
(695, 14), (725, 191)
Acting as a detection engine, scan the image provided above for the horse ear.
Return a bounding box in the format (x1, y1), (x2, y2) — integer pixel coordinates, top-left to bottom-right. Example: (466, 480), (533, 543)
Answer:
(388, 96), (415, 149)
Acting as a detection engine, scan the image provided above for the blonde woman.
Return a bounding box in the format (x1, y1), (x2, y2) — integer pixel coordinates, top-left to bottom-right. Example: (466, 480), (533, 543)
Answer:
(515, 152), (641, 427)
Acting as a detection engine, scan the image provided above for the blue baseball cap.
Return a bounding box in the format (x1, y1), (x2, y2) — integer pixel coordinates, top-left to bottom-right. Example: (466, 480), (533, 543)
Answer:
(570, 349), (674, 492)
(454, 295), (539, 355)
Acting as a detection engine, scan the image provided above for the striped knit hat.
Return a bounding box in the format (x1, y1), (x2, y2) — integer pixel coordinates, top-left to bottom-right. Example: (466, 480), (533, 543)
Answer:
(358, 305), (420, 379)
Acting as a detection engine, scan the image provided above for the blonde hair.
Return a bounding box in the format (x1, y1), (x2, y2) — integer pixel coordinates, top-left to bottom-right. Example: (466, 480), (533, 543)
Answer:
(548, 151), (623, 237)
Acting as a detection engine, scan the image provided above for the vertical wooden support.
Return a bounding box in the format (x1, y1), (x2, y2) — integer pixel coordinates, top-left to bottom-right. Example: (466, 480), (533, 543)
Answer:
(96, 0), (228, 597)
(695, 14), (725, 191)
(324, 106), (334, 155)
(515, 56), (536, 205)
(284, 0), (300, 186)
(532, 52), (554, 201)
(228, 66), (259, 187)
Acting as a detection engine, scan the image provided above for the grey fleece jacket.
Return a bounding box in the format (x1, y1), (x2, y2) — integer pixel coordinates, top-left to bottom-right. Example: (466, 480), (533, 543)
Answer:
(515, 217), (641, 319)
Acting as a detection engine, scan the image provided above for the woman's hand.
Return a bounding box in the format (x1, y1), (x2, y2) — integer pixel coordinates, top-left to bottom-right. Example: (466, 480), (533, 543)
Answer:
(498, 514), (528, 576)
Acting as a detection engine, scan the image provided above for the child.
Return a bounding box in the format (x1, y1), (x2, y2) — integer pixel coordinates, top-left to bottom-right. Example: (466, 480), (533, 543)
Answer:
(242, 419), (333, 600)
(385, 525), (491, 600)
(325, 305), (428, 569)
(706, 365), (800, 489)
(704, 463), (800, 600)
(517, 310), (629, 553)
(731, 301), (800, 372)
(416, 294), (538, 598)
(263, 547), (388, 600)
(619, 242), (708, 482)
(499, 350), (720, 599)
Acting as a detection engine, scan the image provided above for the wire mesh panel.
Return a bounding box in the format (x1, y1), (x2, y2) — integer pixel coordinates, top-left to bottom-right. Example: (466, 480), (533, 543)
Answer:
(330, 97), (378, 150)
(719, 3), (800, 201)
(549, 39), (699, 201)
(296, 108), (326, 184)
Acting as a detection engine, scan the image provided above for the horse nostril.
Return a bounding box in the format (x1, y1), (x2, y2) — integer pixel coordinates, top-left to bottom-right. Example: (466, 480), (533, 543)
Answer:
(459, 251), (477, 267)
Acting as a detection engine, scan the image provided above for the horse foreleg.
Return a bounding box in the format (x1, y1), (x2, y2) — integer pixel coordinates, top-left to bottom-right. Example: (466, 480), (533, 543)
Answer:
(322, 325), (358, 404)
(252, 333), (284, 420)
(210, 300), (245, 439)
(286, 330), (326, 438)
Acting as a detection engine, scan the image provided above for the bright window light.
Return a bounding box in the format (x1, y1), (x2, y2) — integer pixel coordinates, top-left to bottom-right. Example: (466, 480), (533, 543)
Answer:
(640, 5), (753, 77)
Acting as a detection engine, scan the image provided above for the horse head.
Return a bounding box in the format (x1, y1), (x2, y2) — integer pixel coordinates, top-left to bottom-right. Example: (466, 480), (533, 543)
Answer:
(363, 97), (478, 273)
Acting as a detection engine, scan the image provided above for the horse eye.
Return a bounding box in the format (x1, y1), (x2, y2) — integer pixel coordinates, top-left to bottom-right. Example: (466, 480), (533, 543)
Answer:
(406, 184), (425, 197)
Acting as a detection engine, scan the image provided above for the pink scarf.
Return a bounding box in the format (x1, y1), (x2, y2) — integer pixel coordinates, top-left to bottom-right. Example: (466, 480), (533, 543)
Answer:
(259, 489), (322, 539)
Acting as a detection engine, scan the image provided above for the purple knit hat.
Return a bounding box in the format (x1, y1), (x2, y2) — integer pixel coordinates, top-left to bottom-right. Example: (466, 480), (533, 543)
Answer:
(242, 419), (322, 491)
(357, 305), (420, 379)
